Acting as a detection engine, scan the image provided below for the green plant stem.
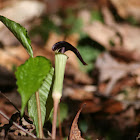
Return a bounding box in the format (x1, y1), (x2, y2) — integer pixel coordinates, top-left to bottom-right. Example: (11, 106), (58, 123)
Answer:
(35, 91), (43, 138)
(58, 105), (63, 140)
(52, 96), (60, 139)
(52, 53), (68, 139)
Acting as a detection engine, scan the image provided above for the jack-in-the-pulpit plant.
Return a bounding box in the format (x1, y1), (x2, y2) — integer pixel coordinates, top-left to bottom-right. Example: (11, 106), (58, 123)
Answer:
(51, 41), (87, 139)
(0, 15), (87, 139)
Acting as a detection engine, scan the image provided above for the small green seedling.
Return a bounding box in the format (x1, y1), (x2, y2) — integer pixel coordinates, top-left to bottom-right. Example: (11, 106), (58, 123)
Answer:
(0, 15), (87, 139)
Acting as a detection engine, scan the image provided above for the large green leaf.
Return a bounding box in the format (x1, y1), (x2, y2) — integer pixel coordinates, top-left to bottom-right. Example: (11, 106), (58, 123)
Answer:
(15, 56), (52, 116)
(0, 15), (33, 57)
(28, 67), (54, 137)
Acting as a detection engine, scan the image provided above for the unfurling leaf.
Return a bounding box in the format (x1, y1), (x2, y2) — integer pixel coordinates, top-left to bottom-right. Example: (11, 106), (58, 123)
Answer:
(28, 67), (54, 137)
(15, 56), (52, 116)
(69, 104), (86, 140)
(0, 15), (33, 57)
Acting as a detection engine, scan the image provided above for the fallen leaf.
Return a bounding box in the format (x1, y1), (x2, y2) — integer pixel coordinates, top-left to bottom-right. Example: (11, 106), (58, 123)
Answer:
(80, 100), (101, 113)
(110, 0), (140, 21)
(83, 21), (121, 49)
(103, 99), (123, 114)
(103, 6), (140, 54)
(65, 64), (93, 84)
(111, 76), (136, 95)
(115, 24), (140, 53)
(110, 48), (140, 62)
(63, 86), (94, 100)
(0, 1), (45, 46)
(0, 46), (29, 70)
(95, 52), (140, 95)
(0, 44), (53, 71)
(113, 106), (135, 130)
(0, 112), (20, 137)
(69, 104), (85, 140)
(0, 1), (45, 29)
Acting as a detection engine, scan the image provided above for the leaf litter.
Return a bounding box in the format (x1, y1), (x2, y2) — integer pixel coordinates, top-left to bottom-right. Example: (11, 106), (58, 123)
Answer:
(0, 0), (140, 139)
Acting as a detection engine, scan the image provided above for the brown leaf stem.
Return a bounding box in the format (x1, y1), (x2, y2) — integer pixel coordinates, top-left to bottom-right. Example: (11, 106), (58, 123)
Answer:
(35, 91), (44, 138)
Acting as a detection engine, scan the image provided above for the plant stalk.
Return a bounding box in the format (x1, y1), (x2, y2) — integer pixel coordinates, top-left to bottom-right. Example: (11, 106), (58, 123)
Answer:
(35, 91), (43, 138)
(52, 96), (60, 139)
(52, 53), (68, 139)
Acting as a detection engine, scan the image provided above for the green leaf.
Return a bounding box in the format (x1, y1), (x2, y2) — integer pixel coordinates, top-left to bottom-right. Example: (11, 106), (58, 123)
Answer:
(78, 45), (101, 73)
(28, 67), (54, 137)
(90, 10), (104, 23)
(15, 56), (52, 116)
(77, 37), (105, 73)
(64, 14), (84, 35)
(79, 120), (88, 133)
(0, 15), (33, 57)
(126, 16), (139, 26)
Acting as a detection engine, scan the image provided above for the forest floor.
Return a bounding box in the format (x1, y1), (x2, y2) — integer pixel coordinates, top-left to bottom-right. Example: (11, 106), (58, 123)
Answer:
(0, 0), (140, 140)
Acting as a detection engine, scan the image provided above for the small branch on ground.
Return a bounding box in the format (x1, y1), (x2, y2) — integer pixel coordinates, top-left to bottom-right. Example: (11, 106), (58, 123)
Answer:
(0, 91), (20, 113)
(0, 110), (36, 138)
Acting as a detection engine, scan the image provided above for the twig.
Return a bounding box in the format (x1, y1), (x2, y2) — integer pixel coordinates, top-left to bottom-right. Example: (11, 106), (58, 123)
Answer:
(35, 91), (44, 138)
(0, 91), (20, 113)
(0, 110), (36, 138)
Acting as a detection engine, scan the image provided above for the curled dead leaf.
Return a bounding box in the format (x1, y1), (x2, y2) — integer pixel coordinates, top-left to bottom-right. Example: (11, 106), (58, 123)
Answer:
(69, 104), (85, 140)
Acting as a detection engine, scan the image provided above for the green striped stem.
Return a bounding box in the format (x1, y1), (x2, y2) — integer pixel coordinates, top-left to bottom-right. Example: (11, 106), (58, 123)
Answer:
(52, 52), (68, 139)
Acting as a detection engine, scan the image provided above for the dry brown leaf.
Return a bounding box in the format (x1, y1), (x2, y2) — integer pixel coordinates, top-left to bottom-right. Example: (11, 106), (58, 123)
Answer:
(63, 86), (94, 100)
(0, 0), (45, 29)
(113, 106), (135, 130)
(80, 100), (101, 113)
(78, 10), (91, 26)
(0, 44), (54, 71)
(110, 0), (140, 21)
(96, 52), (140, 95)
(115, 24), (140, 53)
(110, 48), (140, 62)
(102, 7), (116, 27)
(96, 52), (140, 82)
(83, 21), (121, 49)
(103, 99), (123, 114)
(96, 53), (129, 82)
(86, 7), (140, 56)
(111, 76), (136, 95)
(69, 104), (85, 140)
(0, 46), (29, 70)
(65, 64), (93, 85)
(0, 0), (45, 46)
(103, 6), (140, 54)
